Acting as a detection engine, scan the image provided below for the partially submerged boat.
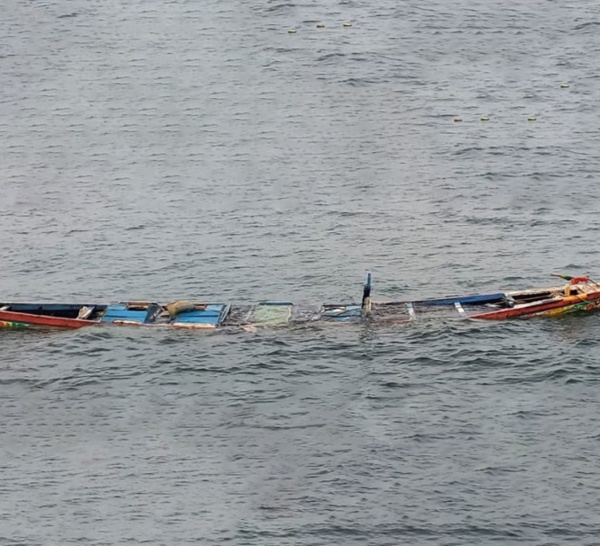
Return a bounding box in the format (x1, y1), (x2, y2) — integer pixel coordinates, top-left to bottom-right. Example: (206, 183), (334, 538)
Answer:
(374, 275), (600, 322)
(0, 301), (231, 330)
(0, 303), (106, 329)
(2, 274), (600, 331)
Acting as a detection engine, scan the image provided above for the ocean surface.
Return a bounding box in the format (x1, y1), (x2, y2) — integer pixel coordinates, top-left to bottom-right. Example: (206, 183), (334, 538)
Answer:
(2, 0), (600, 544)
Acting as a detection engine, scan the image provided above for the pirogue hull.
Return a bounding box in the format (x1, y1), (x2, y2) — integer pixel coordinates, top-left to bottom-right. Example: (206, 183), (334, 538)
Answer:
(469, 291), (600, 320)
(2, 275), (600, 331)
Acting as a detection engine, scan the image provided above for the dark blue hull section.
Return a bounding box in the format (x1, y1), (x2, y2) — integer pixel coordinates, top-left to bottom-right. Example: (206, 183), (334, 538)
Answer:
(376, 293), (506, 308)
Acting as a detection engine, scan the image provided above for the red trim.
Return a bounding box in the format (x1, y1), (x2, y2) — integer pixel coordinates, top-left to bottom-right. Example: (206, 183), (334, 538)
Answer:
(470, 291), (600, 320)
(0, 310), (95, 329)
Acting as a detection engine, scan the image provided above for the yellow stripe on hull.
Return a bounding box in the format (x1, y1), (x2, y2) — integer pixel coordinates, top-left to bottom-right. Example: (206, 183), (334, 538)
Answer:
(539, 304), (579, 317)
(0, 320), (28, 329)
(535, 297), (600, 317)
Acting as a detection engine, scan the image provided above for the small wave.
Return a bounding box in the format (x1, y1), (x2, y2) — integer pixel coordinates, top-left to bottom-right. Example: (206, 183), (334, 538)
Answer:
(380, 380), (411, 388)
(265, 3), (296, 13)
(476, 465), (521, 474)
(316, 52), (347, 63)
(453, 146), (484, 156)
(342, 77), (379, 86)
(573, 21), (600, 31)
(0, 376), (35, 386)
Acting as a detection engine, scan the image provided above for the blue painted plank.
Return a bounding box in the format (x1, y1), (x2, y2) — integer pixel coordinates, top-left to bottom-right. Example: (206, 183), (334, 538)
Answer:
(171, 304), (229, 326)
(416, 293), (506, 306)
(391, 293), (507, 307)
(101, 303), (160, 324)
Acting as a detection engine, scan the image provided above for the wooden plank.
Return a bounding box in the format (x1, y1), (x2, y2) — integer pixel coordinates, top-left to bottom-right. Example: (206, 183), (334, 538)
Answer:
(454, 302), (467, 317)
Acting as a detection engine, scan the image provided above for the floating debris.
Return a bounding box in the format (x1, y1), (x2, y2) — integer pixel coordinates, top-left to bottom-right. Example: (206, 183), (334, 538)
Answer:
(560, 83), (570, 88)
(287, 28), (297, 34)
(480, 115), (489, 122)
(453, 116), (463, 122)
(316, 22), (325, 28)
(342, 22), (353, 27)
(527, 115), (537, 121)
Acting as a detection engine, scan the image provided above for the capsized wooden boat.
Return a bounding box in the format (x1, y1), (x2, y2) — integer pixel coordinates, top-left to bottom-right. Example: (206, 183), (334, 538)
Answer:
(0, 303), (107, 329)
(2, 274), (600, 331)
(0, 301), (232, 330)
(469, 276), (600, 320)
(372, 275), (600, 321)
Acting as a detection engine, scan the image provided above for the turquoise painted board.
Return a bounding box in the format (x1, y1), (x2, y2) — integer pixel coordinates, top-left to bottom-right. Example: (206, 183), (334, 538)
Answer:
(101, 303), (161, 324)
(171, 304), (230, 328)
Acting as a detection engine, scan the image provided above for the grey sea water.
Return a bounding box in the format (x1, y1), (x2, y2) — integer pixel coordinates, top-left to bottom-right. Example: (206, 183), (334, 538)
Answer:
(2, 0), (600, 544)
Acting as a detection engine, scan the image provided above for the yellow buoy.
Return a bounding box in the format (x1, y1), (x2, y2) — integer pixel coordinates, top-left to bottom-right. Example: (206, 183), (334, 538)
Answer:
(527, 115), (536, 121)
(453, 116), (463, 122)
(287, 28), (297, 34)
(480, 115), (489, 121)
(342, 21), (352, 27)
(316, 22), (325, 28)
(560, 83), (570, 88)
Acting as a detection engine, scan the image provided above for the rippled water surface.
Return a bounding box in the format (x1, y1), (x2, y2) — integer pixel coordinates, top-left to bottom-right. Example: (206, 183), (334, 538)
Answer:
(2, 1), (600, 544)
